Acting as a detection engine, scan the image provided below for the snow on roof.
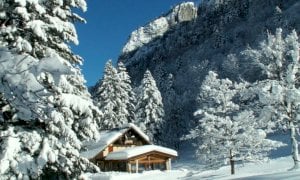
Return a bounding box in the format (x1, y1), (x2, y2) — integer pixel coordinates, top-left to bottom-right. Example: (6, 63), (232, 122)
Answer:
(81, 123), (150, 159)
(127, 123), (150, 142)
(105, 145), (178, 160)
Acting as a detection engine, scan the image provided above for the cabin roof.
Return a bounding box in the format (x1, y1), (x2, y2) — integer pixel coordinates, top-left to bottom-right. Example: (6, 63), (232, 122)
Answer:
(104, 145), (178, 160)
(81, 123), (150, 159)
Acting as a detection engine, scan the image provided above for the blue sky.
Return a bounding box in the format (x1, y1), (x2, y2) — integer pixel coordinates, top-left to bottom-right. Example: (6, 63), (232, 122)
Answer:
(72, 0), (199, 86)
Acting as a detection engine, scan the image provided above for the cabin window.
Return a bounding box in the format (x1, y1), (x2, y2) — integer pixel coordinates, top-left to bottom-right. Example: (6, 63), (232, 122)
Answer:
(153, 163), (166, 170)
(130, 162), (167, 173)
(138, 163), (146, 172)
(111, 162), (126, 171)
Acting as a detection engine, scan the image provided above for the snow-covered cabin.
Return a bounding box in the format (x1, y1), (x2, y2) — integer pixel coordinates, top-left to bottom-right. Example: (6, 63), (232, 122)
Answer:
(81, 123), (177, 173)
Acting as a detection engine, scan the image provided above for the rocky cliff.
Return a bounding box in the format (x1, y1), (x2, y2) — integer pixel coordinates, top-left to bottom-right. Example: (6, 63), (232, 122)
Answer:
(122, 2), (198, 55)
(117, 0), (300, 148)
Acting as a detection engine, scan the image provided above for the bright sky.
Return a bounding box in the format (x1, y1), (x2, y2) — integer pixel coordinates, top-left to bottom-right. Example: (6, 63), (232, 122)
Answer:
(72, 0), (199, 86)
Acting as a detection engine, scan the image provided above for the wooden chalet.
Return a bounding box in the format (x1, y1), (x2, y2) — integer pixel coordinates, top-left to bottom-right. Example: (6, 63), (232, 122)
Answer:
(81, 123), (177, 173)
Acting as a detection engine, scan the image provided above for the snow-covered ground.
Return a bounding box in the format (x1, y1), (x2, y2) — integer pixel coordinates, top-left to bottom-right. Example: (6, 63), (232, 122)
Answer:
(81, 156), (300, 180)
(181, 156), (299, 180)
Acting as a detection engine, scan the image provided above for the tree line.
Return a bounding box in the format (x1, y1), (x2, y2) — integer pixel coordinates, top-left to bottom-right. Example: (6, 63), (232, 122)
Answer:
(91, 60), (165, 144)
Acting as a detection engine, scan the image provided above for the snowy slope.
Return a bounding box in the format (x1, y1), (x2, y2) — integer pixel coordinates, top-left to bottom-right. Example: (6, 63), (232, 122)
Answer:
(182, 156), (299, 180)
(81, 156), (300, 180)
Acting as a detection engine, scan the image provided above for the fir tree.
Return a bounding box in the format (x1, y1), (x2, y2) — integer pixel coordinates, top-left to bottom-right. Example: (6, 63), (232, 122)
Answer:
(117, 62), (136, 124)
(0, 0), (101, 178)
(0, 0), (86, 63)
(93, 60), (125, 129)
(0, 49), (100, 179)
(93, 61), (136, 129)
(136, 70), (165, 143)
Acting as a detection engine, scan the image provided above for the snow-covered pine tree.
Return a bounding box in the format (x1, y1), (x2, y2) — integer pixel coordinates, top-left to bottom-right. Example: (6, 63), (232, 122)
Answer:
(136, 70), (165, 143)
(183, 71), (284, 175)
(0, 0), (101, 178)
(0, 0), (86, 63)
(242, 28), (300, 169)
(0, 49), (100, 179)
(52, 63), (101, 141)
(117, 62), (136, 124)
(93, 60), (128, 129)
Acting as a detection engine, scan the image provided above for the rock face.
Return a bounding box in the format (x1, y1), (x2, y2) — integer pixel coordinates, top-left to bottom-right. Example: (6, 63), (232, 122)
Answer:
(167, 2), (198, 24)
(118, 0), (300, 148)
(122, 2), (197, 54)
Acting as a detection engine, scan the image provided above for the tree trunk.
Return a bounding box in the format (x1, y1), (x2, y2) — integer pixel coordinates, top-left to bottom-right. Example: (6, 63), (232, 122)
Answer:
(230, 149), (235, 175)
(290, 121), (299, 169)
